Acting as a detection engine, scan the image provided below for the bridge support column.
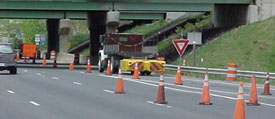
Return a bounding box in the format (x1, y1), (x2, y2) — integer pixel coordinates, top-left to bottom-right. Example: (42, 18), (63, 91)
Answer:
(46, 19), (60, 59)
(212, 4), (248, 27)
(57, 19), (74, 63)
(87, 11), (120, 65)
(87, 12), (106, 65)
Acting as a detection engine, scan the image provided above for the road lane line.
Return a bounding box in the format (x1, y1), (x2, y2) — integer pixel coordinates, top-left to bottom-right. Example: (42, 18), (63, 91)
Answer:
(140, 79), (275, 99)
(36, 73), (42, 76)
(165, 76), (275, 90)
(29, 101), (40, 106)
(80, 71), (85, 74)
(23, 70), (28, 72)
(146, 75), (275, 90)
(51, 77), (59, 80)
(73, 82), (83, 85)
(146, 101), (172, 108)
(100, 74), (275, 107)
(7, 90), (15, 94)
(103, 89), (114, 94)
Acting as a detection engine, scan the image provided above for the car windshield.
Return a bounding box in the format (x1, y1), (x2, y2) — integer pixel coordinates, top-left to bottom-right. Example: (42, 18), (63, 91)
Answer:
(0, 45), (13, 54)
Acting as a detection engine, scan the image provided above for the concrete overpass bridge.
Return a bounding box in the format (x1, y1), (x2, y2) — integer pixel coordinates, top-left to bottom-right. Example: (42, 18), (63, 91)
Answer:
(0, 0), (254, 64)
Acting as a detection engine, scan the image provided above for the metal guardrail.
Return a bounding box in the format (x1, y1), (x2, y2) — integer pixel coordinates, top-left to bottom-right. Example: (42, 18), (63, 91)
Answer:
(166, 64), (275, 80)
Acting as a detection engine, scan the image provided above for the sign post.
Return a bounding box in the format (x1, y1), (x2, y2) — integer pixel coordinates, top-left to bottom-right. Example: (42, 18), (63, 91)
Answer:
(35, 34), (41, 59)
(187, 32), (202, 67)
(172, 39), (189, 66)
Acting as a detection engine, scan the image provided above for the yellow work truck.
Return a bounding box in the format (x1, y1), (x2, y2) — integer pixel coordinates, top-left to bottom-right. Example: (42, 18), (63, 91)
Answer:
(98, 33), (165, 75)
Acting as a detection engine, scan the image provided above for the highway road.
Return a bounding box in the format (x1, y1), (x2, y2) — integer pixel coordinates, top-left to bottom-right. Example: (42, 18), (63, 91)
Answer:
(0, 67), (274, 119)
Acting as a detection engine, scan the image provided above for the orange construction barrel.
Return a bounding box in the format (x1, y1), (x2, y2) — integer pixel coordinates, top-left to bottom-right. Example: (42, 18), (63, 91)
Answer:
(50, 50), (56, 61)
(226, 62), (237, 81)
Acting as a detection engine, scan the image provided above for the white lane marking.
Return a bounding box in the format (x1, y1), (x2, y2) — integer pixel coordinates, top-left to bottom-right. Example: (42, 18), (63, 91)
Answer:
(80, 71), (85, 74)
(103, 89), (114, 94)
(73, 82), (82, 85)
(36, 73), (42, 76)
(23, 70), (28, 72)
(29, 101), (40, 106)
(7, 90), (15, 94)
(140, 79), (275, 99)
(51, 77), (59, 80)
(100, 75), (275, 107)
(146, 101), (172, 108)
(166, 76), (275, 90)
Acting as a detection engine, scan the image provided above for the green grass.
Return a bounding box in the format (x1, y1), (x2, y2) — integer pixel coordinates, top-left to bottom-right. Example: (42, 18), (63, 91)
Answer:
(124, 13), (204, 35)
(157, 14), (212, 52)
(80, 48), (89, 56)
(68, 34), (89, 49)
(124, 19), (169, 35)
(175, 16), (275, 73)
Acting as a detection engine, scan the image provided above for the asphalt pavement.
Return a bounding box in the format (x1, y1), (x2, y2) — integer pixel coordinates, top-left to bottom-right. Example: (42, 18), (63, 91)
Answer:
(0, 67), (274, 119)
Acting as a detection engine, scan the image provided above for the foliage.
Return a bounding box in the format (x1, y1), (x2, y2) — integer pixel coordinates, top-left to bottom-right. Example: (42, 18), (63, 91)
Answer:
(157, 14), (213, 52)
(179, 16), (275, 72)
(19, 19), (47, 44)
(124, 19), (169, 35)
(9, 37), (22, 49)
(68, 33), (89, 49)
(70, 20), (89, 35)
(80, 48), (90, 56)
(0, 19), (47, 47)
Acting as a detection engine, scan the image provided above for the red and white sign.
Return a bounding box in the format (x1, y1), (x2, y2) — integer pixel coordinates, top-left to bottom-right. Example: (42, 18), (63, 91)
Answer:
(172, 40), (189, 56)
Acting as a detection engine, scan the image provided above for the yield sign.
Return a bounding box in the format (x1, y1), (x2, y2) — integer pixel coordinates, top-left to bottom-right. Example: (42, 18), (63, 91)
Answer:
(172, 40), (189, 56)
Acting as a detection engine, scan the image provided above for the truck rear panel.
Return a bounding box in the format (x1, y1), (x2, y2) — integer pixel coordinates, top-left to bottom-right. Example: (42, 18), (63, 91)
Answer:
(104, 33), (143, 54)
(120, 59), (165, 73)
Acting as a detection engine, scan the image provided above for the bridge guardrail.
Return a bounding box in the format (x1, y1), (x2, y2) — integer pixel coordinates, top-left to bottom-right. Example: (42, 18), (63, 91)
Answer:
(165, 64), (275, 80)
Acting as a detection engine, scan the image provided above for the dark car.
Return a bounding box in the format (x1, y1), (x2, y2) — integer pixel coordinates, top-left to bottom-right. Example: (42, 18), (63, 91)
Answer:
(0, 43), (17, 74)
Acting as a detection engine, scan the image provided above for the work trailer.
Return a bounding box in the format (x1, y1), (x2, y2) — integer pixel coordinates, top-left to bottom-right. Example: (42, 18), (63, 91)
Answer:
(98, 33), (165, 75)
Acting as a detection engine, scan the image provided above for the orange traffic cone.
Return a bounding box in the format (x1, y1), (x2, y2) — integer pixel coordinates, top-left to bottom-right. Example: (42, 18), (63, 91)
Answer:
(234, 82), (245, 119)
(154, 73), (167, 104)
(115, 68), (125, 94)
(174, 66), (183, 85)
(42, 55), (46, 66)
(247, 75), (260, 106)
(24, 57), (27, 62)
(262, 72), (272, 95)
(69, 58), (74, 70)
(199, 68), (212, 105)
(16, 53), (20, 60)
(86, 58), (91, 73)
(106, 59), (111, 75)
(132, 62), (140, 79)
(53, 58), (57, 68)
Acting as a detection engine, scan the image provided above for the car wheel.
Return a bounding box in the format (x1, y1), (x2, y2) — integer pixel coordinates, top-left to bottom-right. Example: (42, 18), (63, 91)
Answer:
(98, 56), (104, 73)
(111, 56), (118, 74)
(145, 72), (151, 76)
(10, 67), (17, 74)
(140, 71), (146, 75)
(98, 61), (104, 72)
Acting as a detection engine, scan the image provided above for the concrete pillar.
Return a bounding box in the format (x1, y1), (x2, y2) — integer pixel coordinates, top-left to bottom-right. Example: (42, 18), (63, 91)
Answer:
(247, 5), (259, 23)
(87, 12), (106, 65)
(257, 0), (275, 21)
(57, 19), (74, 63)
(212, 4), (248, 27)
(59, 19), (71, 53)
(46, 19), (60, 59)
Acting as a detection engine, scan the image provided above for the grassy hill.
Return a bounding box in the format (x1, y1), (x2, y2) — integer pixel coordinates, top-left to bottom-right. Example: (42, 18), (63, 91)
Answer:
(181, 16), (275, 72)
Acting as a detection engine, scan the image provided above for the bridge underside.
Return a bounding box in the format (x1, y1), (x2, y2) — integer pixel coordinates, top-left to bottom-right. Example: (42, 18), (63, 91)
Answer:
(0, 11), (165, 20)
(0, 0), (253, 64)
